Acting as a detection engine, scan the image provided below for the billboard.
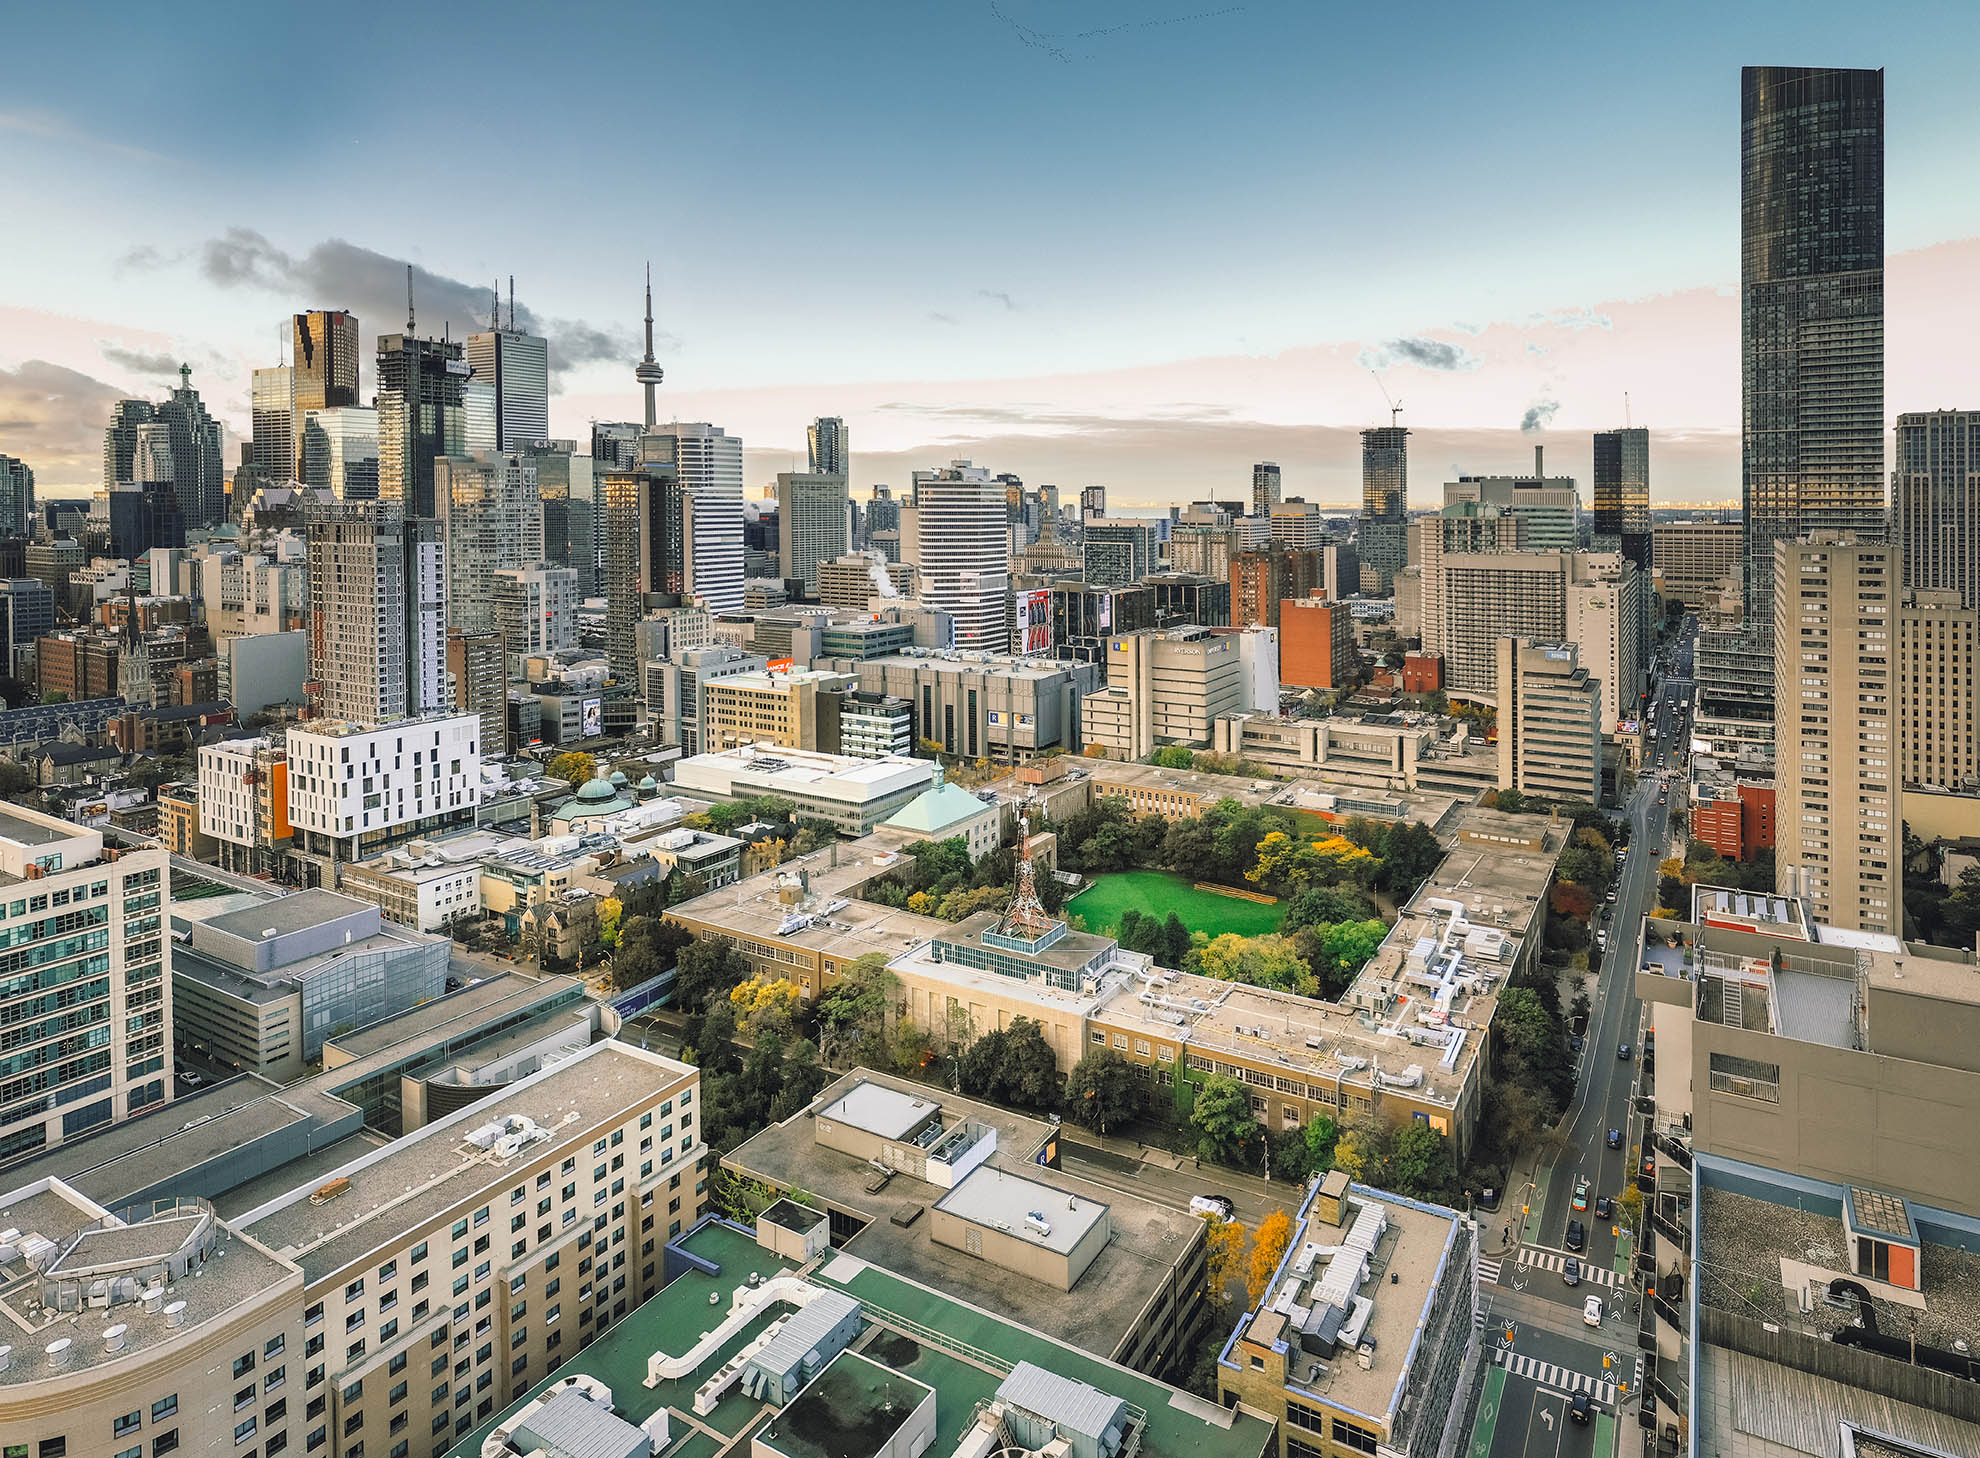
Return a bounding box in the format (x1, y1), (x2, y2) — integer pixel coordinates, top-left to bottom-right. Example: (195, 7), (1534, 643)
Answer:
(1098, 593), (1113, 631)
(1014, 589), (1052, 655)
(581, 697), (603, 738)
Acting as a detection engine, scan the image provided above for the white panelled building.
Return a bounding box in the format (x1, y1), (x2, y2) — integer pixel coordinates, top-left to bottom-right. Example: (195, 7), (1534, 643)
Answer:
(493, 562), (580, 659)
(284, 714), (481, 870)
(904, 459), (1010, 651)
(642, 422), (745, 613)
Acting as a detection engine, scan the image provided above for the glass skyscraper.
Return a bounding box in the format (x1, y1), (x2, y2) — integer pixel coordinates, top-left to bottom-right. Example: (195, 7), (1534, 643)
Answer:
(1741, 65), (1885, 627)
(292, 309), (361, 475)
(464, 327), (550, 453)
(1592, 426), (1650, 570)
(375, 332), (466, 519)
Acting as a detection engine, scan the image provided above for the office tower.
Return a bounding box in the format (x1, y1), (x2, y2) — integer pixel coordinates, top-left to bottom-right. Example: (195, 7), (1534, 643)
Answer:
(0, 578), (51, 677)
(1653, 519), (1743, 613)
(0, 807), (169, 1157)
(494, 563), (580, 659)
(375, 331), (466, 518)
(462, 375), (497, 453)
(1897, 589), (1978, 792)
(151, 364), (224, 529)
(634, 262), (664, 429)
(1082, 626), (1243, 758)
(1496, 638), (1603, 804)
(1230, 548), (1324, 629)
(1420, 501), (1526, 554)
(1361, 427), (1408, 520)
(102, 398), (154, 489)
(305, 499), (447, 726)
(1773, 534), (1899, 935)
(291, 308), (360, 472)
(437, 452), (545, 636)
(904, 460), (1011, 651)
(1444, 447), (1579, 550)
(1251, 461), (1282, 516)
(1267, 499), (1324, 549)
(1742, 67), (1886, 627)
(299, 405), (381, 498)
(1280, 597), (1358, 690)
(465, 320), (550, 453)
(0, 455), (32, 542)
(1081, 517), (1159, 586)
(638, 423), (744, 614)
(865, 485), (900, 535)
(110, 422), (186, 559)
(776, 471), (851, 593)
(1080, 484), (1106, 518)
(131, 420), (173, 486)
(1593, 426), (1652, 695)
(601, 461), (684, 679)
(809, 416), (849, 476)
(1171, 512), (1239, 581)
(250, 364), (294, 481)
(446, 626), (508, 757)
(1894, 410), (1980, 610)
(532, 441), (599, 595)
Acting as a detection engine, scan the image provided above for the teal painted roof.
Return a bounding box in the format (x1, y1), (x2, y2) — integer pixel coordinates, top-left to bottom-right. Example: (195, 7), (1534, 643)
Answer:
(884, 781), (993, 835)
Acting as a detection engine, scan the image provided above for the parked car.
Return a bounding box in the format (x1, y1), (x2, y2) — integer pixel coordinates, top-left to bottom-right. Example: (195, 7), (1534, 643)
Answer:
(1189, 1194), (1236, 1220)
(180, 1070), (204, 1088)
(1562, 1257), (1582, 1287)
(1569, 1034), (1584, 1055)
(1570, 1393), (1593, 1425)
(1583, 1294), (1605, 1326)
(1606, 1127), (1622, 1150)
(1565, 1219), (1586, 1251)
(1594, 1196), (1614, 1221)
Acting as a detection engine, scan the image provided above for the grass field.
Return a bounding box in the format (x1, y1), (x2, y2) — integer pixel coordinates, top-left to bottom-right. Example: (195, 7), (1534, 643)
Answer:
(1067, 869), (1284, 937)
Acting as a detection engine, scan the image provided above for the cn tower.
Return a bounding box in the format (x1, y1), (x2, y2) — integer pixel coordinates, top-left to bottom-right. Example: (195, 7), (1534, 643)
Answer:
(634, 262), (664, 430)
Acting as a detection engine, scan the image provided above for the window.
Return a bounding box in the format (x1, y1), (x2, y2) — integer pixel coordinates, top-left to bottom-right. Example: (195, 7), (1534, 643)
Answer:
(266, 1334), (286, 1358)
(1331, 1418), (1379, 1456)
(410, 1242), (428, 1263)
(152, 1396), (178, 1423)
(153, 1431), (180, 1456)
(266, 1366), (286, 1391)
(233, 1417), (257, 1445)
(236, 1384), (256, 1411)
(345, 1278), (364, 1301)
(115, 1412), (142, 1437)
(234, 1352), (257, 1378)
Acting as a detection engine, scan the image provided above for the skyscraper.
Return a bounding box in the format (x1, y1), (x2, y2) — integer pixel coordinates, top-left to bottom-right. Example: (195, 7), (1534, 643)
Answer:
(1593, 426), (1653, 694)
(375, 331), (467, 518)
(906, 460), (1012, 650)
(1741, 66), (1886, 627)
(155, 365), (225, 529)
(1080, 485), (1106, 519)
(464, 321), (550, 453)
(601, 461), (684, 680)
(437, 453), (545, 636)
(776, 471), (850, 593)
(808, 417), (848, 477)
(1360, 428), (1408, 520)
(1894, 409), (1980, 611)
(250, 364), (295, 481)
(292, 309), (361, 474)
(639, 423), (745, 614)
(0, 454), (32, 539)
(304, 499), (447, 726)
(300, 406), (381, 499)
(1251, 462), (1282, 516)
(532, 441), (599, 596)
(103, 399), (155, 489)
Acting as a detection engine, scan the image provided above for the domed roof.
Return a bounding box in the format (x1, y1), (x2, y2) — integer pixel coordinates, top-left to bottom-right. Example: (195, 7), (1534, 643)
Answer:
(609, 770), (629, 787)
(638, 775), (658, 791)
(576, 776), (618, 802)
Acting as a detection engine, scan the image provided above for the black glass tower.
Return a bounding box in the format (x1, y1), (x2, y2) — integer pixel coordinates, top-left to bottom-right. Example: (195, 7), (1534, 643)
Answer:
(1741, 65), (1885, 628)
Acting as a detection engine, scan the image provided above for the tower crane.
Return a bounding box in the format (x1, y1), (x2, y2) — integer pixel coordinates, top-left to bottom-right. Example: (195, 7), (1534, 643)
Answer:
(1367, 368), (1404, 427)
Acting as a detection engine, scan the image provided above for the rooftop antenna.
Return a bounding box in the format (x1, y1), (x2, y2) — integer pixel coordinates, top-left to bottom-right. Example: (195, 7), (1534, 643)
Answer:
(405, 264), (415, 335)
(508, 275), (515, 333)
(492, 279), (501, 333)
(1624, 391), (1632, 430)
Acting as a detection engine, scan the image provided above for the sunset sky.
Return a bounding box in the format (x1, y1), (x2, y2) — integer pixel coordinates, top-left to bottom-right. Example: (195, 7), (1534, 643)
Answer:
(4, 1), (1977, 506)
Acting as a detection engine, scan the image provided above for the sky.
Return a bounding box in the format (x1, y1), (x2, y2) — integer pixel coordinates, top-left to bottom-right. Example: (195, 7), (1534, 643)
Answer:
(4, 1), (1980, 507)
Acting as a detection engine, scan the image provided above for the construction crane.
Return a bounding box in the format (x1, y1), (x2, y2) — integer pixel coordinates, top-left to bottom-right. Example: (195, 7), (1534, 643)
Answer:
(1367, 368), (1404, 427)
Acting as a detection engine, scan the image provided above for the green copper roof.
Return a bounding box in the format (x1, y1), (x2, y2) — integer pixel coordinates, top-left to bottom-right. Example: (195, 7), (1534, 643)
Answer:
(884, 781), (993, 835)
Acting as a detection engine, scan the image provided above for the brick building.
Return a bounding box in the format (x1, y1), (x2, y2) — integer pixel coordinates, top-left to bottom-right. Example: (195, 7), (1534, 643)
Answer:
(1279, 595), (1357, 689)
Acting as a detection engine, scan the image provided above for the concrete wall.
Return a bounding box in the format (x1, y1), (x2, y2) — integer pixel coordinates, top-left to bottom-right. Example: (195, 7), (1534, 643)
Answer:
(223, 629), (307, 715)
(1699, 1304), (1980, 1427)
(926, 1205), (1109, 1291)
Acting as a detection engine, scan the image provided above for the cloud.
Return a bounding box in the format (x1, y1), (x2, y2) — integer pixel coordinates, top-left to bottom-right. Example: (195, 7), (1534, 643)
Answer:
(1356, 336), (1480, 372)
(0, 110), (170, 163)
(0, 359), (131, 492)
(98, 342), (183, 378)
(1528, 306), (1613, 331)
(1525, 341), (1549, 358)
(926, 311), (959, 326)
(137, 228), (647, 386)
(976, 289), (1019, 312)
(1520, 399), (1560, 433)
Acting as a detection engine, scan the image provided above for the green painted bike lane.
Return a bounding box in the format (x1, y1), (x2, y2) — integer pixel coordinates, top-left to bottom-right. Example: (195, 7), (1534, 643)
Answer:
(1595, 1410), (1617, 1457)
(1467, 1367), (1507, 1458)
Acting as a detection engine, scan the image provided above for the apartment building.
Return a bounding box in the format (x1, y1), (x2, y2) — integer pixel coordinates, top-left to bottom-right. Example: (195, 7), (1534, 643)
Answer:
(492, 564), (579, 661)
(902, 460), (1009, 650)
(1080, 516), (1160, 586)
(198, 733), (293, 875)
(1772, 535), (1901, 936)
(1231, 547), (1324, 629)
(1897, 587), (1978, 791)
(446, 628), (507, 761)
(815, 553), (914, 608)
(819, 649), (1099, 763)
(774, 471), (849, 593)
(0, 804), (170, 1161)
(699, 667), (856, 753)
(1496, 638), (1603, 804)
(1652, 519), (1742, 611)
(1280, 595), (1357, 690)
(1082, 625), (1243, 758)
(1221, 1173), (1476, 1458)
(1443, 452), (1579, 550)
(286, 714), (482, 874)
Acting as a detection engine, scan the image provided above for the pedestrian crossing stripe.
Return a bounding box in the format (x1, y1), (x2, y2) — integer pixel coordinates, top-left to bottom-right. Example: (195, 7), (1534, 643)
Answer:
(1517, 1249), (1619, 1287)
(1476, 1258), (1502, 1284)
(1494, 1349), (1618, 1403)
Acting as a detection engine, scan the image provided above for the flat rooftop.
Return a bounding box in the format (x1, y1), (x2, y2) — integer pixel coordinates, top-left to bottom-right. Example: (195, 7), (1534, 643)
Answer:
(1697, 1341), (1980, 1458)
(757, 1349), (932, 1458)
(666, 838), (950, 964)
(0, 806), (74, 846)
(934, 1165), (1107, 1257)
(727, 1070), (1201, 1366)
(239, 1042), (693, 1284)
(819, 1082), (940, 1142)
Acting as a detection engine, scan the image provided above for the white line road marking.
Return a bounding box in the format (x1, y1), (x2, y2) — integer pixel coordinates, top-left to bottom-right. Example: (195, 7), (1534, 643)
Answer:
(1495, 1348), (1619, 1403)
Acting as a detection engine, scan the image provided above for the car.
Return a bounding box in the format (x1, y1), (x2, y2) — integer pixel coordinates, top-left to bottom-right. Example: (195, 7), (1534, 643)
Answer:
(1572, 1177), (1589, 1212)
(1583, 1294), (1605, 1326)
(1606, 1127), (1622, 1149)
(1605, 889), (1617, 903)
(1568, 1034), (1584, 1054)
(181, 1070), (204, 1088)
(1561, 1257), (1582, 1287)
(1618, 1042), (1632, 1061)
(1594, 1196), (1614, 1221)
(1569, 1393), (1592, 1425)
(1565, 1219), (1586, 1251)
(1189, 1194), (1236, 1219)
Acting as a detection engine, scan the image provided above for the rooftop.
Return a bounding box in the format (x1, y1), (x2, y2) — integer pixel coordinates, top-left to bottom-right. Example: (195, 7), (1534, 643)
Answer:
(757, 1349), (933, 1458)
(203, 886), (373, 941)
(934, 1165), (1108, 1258)
(666, 837), (950, 964)
(1696, 1343), (1980, 1458)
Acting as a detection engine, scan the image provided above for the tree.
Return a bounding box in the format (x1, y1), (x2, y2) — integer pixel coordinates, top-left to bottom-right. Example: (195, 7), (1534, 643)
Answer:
(728, 977), (802, 1036)
(1246, 1209), (1294, 1304)
(999, 1017), (1061, 1109)
(1148, 745), (1195, 769)
(1388, 1121), (1458, 1202)
(1282, 884), (1377, 934)
(1378, 820), (1443, 897)
(1201, 1215), (1247, 1309)
(1064, 1049), (1147, 1133)
(597, 897), (624, 948)
(1191, 1074), (1260, 1166)
(1192, 933), (1315, 996)
(1302, 1113), (1339, 1170)
(673, 934), (751, 1013)
(546, 750), (595, 786)
(816, 953), (896, 1068)
(1312, 920), (1387, 983)
(1158, 911), (1191, 968)
(710, 1170), (781, 1222)
(1617, 1182), (1644, 1228)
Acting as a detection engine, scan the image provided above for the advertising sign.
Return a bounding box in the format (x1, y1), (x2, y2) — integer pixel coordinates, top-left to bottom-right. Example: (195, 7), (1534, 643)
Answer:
(1098, 593), (1113, 631)
(1014, 589), (1052, 655)
(581, 697), (603, 738)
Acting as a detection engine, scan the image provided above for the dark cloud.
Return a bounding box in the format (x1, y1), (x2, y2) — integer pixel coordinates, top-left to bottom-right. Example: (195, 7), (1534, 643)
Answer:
(139, 228), (648, 387)
(1520, 399), (1560, 433)
(98, 343), (183, 378)
(976, 289), (1019, 312)
(0, 359), (132, 491)
(1357, 336), (1480, 372)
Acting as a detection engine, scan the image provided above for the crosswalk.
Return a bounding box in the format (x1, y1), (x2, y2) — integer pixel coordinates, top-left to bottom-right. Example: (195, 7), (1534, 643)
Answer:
(1517, 1248), (1619, 1287)
(1476, 1257), (1502, 1285)
(1495, 1348), (1618, 1403)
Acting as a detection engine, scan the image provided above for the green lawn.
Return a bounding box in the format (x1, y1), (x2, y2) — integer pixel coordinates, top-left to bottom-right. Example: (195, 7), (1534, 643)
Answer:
(1067, 870), (1283, 937)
